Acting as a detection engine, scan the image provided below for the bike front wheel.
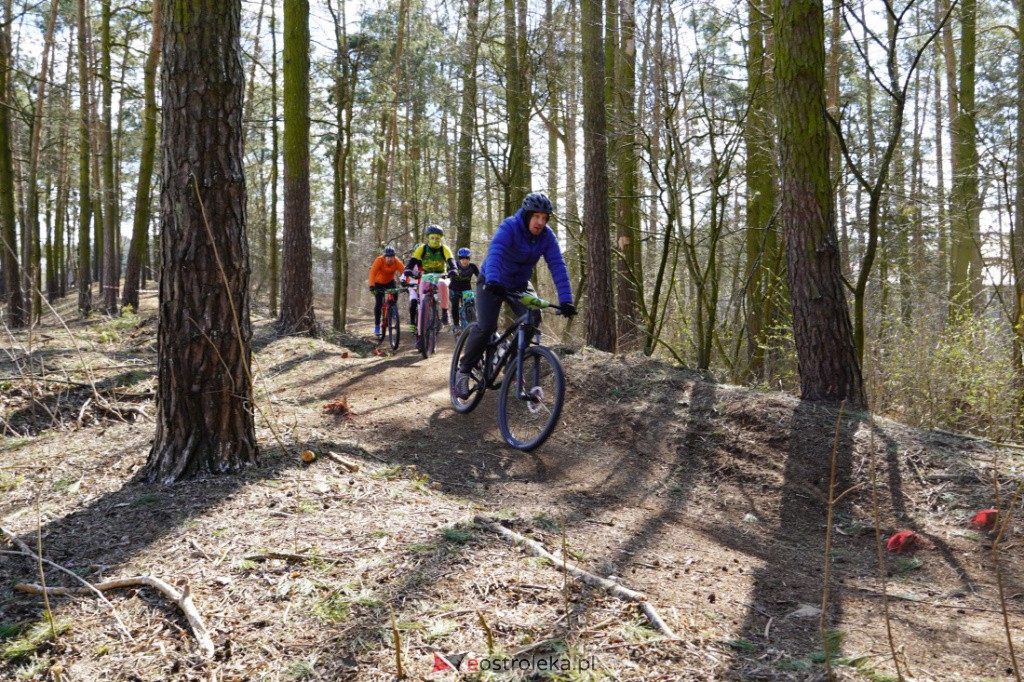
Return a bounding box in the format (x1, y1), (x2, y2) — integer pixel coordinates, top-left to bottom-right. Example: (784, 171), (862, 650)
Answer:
(420, 297), (437, 359)
(387, 304), (400, 351)
(497, 346), (565, 451)
(450, 322), (486, 413)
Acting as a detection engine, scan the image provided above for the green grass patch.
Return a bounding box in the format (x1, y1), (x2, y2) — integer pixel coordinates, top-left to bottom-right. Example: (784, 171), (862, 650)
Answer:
(442, 526), (472, 545)
(725, 637), (757, 652)
(131, 493), (163, 507)
(2, 619), (72, 662)
(283, 658), (318, 680)
(895, 557), (924, 572)
(0, 473), (23, 492)
(91, 307), (141, 343)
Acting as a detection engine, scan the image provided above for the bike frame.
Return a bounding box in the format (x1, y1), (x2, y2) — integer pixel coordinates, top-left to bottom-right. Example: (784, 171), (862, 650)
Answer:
(483, 306), (544, 396)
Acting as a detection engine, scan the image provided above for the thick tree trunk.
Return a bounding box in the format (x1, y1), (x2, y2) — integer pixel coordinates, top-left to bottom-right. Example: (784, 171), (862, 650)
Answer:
(744, 0), (780, 380)
(615, 0), (642, 349)
(101, 0), (118, 314)
(146, 0), (257, 483)
(277, 0), (316, 335)
(774, 0), (863, 404)
(269, 2), (279, 316)
(582, 0), (616, 351)
(76, 0), (92, 315)
(122, 0), (163, 311)
(455, 0), (479, 250)
(0, 0), (22, 327)
(949, 0), (981, 314)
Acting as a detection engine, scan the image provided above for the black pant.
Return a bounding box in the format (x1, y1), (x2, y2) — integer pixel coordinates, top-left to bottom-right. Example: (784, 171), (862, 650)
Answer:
(450, 287), (469, 325)
(372, 284), (387, 326)
(458, 282), (530, 374)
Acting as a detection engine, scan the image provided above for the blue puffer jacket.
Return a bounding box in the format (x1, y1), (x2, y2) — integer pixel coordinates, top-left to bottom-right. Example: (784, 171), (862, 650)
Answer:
(481, 209), (573, 305)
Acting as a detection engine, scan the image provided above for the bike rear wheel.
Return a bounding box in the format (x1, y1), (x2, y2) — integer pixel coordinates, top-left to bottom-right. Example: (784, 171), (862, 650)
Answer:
(387, 303), (400, 350)
(449, 322), (486, 413)
(463, 300), (477, 327)
(497, 346), (565, 451)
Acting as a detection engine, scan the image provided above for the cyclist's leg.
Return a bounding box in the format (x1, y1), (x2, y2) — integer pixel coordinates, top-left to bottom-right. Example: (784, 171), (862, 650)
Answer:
(458, 282), (502, 374)
(373, 288), (385, 327)
(450, 290), (462, 326)
(408, 286), (419, 333)
(439, 279), (450, 312)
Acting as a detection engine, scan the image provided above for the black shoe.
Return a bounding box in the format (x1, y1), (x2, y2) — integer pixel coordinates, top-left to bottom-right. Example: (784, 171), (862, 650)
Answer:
(454, 370), (472, 400)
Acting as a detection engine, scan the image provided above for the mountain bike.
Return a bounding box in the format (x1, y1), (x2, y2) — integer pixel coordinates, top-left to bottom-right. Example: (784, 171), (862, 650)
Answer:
(416, 273), (444, 359)
(379, 284), (405, 351)
(452, 289), (477, 337)
(449, 292), (565, 451)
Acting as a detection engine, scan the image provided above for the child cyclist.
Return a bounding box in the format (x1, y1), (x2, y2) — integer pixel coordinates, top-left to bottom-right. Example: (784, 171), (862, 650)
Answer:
(448, 247), (479, 330)
(367, 245), (404, 337)
(404, 225), (458, 333)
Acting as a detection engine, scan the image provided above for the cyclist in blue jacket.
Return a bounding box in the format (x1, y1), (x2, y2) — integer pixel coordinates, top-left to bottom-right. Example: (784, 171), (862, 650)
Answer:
(454, 192), (576, 399)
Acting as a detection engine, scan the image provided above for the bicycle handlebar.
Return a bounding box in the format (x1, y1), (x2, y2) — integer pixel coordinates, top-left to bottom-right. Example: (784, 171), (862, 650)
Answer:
(506, 291), (563, 314)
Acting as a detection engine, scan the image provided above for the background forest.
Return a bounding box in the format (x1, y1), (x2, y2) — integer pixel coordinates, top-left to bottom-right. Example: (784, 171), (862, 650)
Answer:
(0, 0), (1022, 438)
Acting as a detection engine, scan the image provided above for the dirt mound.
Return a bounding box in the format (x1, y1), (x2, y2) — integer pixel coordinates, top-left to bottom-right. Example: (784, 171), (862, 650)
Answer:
(2, 312), (1022, 680)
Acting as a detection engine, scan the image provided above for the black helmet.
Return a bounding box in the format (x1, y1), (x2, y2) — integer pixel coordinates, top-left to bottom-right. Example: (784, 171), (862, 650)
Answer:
(383, 245), (396, 256)
(521, 192), (554, 215)
(426, 224), (444, 237)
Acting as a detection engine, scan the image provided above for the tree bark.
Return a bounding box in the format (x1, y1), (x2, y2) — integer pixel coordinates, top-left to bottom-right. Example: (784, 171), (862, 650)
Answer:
(146, 0), (257, 483)
(582, 0), (616, 351)
(949, 0), (981, 314)
(101, 0), (118, 314)
(455, 0), (479, 250)
(123, 0), (164, 311)
(277, 0), (316, 335)
(615, 0), (642, 349)
(0, 0), (22, 327)
(76, 0), (92, 315)
(744, 0), (780, 379)
(774, 0), (863, 404)
(269, 1), (279, 316)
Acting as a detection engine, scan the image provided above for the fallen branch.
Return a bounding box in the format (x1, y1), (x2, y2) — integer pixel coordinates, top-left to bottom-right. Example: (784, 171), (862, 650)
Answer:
(0, 527), (132, 640)
(325, 451), (360, 472)
(244, 551), (354, 565)
(15, 575), (214, 657)
(473, 515), (676, 637)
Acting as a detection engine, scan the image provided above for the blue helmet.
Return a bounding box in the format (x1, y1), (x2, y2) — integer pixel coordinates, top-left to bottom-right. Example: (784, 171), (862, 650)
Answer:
(426, 224), (444, 237)
(383, 245), (396, 256)
(457, 247), (471, 258)
(521, 192), (554, 215)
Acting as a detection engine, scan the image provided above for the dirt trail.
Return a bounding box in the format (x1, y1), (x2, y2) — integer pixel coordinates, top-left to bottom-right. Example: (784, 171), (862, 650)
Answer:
(2, 300), (1023, 680)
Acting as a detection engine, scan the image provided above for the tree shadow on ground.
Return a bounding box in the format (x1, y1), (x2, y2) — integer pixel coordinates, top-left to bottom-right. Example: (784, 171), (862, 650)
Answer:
(0, 442), (312, 648)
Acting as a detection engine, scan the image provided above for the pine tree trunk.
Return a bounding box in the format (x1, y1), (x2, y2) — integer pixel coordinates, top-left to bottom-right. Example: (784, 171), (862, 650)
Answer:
(582, 0), (616, 351)
(328, 0), (351, 332)
(615, 0), (642, 349)
(456, 0), (479, 250)
(1013, 0), (1024, 420)
(101, 0), (118, 314)
(0, 0), (22, 327)
(744, 0), (779, 380)
(76, 0), (92, 315)
(277, 0), (316, 335)
(122, 0), (163, 312)
(774, 0), (863, 404)
(949, 0), (981, 314)
(146, 0), (257, 483)
(269, 2), (279, 316)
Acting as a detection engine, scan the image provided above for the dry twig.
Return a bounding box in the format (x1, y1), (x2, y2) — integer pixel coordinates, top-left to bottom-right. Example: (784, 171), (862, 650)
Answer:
(15, 575), (213, 656)
(474, 515), (676, 637)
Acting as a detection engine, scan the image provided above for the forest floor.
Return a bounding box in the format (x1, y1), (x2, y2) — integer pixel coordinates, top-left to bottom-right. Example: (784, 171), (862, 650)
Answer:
(2, 292), (1024, 681)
